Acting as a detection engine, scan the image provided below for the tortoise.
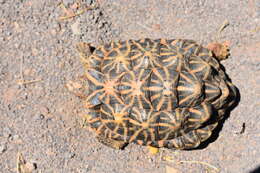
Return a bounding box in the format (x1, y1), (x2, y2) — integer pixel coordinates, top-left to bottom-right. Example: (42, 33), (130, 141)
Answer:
(68, 38), (237, 153)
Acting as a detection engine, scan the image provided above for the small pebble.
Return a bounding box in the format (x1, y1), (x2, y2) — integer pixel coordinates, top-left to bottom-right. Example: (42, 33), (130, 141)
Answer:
(13, 134), (19, 140)
(65, 152), (75, 159)
(0, 0), (6, 4)
(77, 165), (90, 173)
(40, 114), (45, 119)
(0, 144), (7, 153)
(39, 106), (50, 115)
(3, 127), (12, 138)
(63, 0), (74, 6)
(83, 0), (93, 6)
(71, 20), (81, 35)
(34, 114), (45, 121)
(26, 162), (37, 171)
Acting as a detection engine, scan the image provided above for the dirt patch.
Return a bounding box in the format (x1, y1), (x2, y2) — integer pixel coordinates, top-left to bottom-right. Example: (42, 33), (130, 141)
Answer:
(0, 0), (259, 172)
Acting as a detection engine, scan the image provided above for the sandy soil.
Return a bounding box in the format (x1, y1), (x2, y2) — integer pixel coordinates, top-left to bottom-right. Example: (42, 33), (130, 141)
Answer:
(0, 0), (259, 173)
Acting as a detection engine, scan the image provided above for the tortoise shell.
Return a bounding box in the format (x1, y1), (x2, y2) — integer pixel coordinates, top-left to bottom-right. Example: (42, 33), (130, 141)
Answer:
(73, 38), (237, 150)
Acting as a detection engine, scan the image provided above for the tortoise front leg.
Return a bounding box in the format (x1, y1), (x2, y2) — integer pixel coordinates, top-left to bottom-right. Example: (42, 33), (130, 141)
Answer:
(76, 42), (93, 63)
(96, 134), (127, 150)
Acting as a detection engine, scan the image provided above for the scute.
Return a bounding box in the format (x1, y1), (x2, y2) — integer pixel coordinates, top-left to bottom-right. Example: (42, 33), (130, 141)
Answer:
(75, 38), (237, 150)
(177, 70), (204, 107)
(128, 107), (158, 144)
(101, 41), (132, 74)
(130, 39), (161, 69)
(149, 68), (179, 111)
(84, 68), (104, 108)
(187, 56), (213, 80)
(119, 68), (152, 109)
(158, 49), (183, 70)
(204, 79), (221, 102)
(185, 102), (212, 130)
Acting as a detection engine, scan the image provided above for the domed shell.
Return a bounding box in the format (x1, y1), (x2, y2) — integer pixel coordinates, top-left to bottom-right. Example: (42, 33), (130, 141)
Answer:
(76, 38), (237, 150)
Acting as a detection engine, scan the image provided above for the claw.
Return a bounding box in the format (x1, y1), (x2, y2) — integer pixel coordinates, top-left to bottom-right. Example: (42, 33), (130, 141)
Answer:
(148, 146), (159, 154)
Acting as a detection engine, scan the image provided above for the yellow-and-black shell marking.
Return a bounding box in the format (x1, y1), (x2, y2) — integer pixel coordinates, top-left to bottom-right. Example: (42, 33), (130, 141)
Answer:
(81, 38), (237, 149)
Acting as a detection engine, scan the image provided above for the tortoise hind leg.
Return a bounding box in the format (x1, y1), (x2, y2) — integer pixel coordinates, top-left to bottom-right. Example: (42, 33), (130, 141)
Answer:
(96, 134), (127, 150)
(76, 42), (93, 59)
(76, 42), (96, 68)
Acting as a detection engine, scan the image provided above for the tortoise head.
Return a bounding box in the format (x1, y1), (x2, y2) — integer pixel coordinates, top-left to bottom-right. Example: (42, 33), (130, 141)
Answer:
(207, 41), (230, 61)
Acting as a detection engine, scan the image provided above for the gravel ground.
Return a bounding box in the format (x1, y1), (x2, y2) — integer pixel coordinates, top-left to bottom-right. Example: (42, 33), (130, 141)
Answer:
(0, 0), (259, 173)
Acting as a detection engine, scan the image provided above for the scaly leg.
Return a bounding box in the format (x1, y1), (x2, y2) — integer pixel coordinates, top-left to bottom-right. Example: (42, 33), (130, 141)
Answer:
(96, 134), (127, 150)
